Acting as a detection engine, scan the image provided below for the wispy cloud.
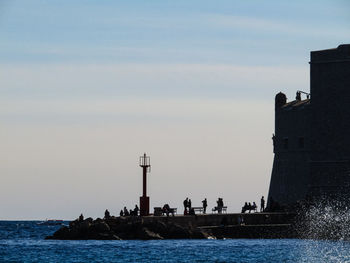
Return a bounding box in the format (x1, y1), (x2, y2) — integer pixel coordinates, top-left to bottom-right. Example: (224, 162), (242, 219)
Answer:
(206, 14), (350, 38)
(0, 97), (272, 124)
(0, 63), (308, 101)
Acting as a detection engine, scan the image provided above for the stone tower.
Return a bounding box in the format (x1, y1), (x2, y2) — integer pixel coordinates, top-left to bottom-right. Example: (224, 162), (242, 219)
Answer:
(308, 44), (350, 197)
(267, 44), (350, 208)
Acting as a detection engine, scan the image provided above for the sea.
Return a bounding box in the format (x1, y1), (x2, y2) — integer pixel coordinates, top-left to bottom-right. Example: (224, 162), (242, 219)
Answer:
(1, 221), (350, 263)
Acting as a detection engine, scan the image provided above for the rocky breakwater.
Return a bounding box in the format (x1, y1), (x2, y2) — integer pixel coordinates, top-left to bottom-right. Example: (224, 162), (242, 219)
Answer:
(46, 216), (212, 240)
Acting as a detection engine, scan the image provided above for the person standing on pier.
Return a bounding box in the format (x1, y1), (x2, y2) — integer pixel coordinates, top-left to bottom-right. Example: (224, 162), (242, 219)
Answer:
(202, 198), (208, 214)
(260, 196), (265, 212)
(188, 199), (192, 210)
(217, 198), (224, 214)
(183, 198), (188, 214)
(134, 205), (139, 216)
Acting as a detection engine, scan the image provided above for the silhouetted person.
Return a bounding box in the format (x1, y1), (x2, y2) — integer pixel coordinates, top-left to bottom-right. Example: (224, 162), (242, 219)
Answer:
(184, 198), (188, 207)
(104, 209), (111, 219)
(217, 198), (224, 213)
(124, 206), (129, 216)
(242, 202), (248, 213)
(202, 198), (208, 214)
(252, 202), (257, 212)
(248, 202), (252, 213)
(120, 210), (124, 217)
(163, 204), (171, 217)
(188, 199), (192, 209)
(260, 196), (265, 212)
(183, 198), (188, 214)
(79, 213), (84, 222)
(134, 205), (139, 216)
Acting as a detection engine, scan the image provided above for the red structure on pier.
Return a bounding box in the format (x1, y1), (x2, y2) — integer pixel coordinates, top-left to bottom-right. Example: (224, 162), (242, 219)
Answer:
(139, 153), (150, 216)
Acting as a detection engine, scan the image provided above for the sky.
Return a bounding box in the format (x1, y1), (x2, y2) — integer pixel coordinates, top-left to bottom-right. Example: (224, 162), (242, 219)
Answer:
(0, 0), (349, 220)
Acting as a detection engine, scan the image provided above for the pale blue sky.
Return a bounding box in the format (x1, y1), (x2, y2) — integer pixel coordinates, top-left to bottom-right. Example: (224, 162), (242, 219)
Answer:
(1, 0), (349, 100)
(0, 1), (349, 219)
(1, 1), (348, 63)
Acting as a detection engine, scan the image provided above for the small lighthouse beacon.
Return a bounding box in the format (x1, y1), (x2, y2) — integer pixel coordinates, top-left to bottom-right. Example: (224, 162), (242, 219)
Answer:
(139, 153), (150, 216)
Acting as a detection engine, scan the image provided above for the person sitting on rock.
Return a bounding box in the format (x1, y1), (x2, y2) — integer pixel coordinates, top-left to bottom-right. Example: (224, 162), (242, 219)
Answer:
(134, 205), (139, 216)
(79, 213), (84, 222)
(104, 209), (111, 219)
(120, 210), (124, 217)
(124, 207), (129, 216)
(129, 209), (134, 216)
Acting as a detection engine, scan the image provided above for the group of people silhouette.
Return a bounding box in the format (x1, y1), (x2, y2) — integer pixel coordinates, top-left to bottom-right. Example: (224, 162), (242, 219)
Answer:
(120, 205), (139, 217)
(183, 197), (222, 215)
(215, 198), (224, 213)
(241, 196), (265, 213)
(99, 196), (266, 219)
(183, 197), (193, 215)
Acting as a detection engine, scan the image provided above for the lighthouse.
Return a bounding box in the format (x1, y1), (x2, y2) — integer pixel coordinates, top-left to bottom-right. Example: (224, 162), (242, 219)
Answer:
(139, 153), (150, 216)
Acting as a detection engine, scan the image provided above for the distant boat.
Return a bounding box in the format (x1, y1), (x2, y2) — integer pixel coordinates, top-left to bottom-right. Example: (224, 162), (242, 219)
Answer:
(37, 219), (64, 226)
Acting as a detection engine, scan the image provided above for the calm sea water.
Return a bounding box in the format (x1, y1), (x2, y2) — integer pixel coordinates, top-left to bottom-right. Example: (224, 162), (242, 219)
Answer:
(1, 221), (350, 263)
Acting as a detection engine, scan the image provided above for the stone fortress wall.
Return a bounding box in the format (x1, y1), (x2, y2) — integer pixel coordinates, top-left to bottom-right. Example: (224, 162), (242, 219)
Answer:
(268, 44), (350, 207)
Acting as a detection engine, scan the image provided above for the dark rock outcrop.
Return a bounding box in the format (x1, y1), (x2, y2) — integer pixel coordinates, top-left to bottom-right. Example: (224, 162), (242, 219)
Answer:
(46, 216), (213, 240)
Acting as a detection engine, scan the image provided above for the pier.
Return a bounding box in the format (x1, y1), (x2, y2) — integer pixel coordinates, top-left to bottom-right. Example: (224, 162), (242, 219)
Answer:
(142, 212), (294, 227)
(47, 211), (298, 240)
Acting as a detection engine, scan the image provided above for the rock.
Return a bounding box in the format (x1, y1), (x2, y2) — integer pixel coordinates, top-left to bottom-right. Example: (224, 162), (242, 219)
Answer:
(89, 222), (110, 233)
(45, 226), (70, 239)
(78, 220), (92, 230)
(69, 220), (78, 228)
(46, 216), (212, 240)
(190, 228), (212, 239)
(165, 223), (191, 239)
(85, 217), (94, 224)
(138, 227), (163, 240)
(112, 235), (122, 240)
